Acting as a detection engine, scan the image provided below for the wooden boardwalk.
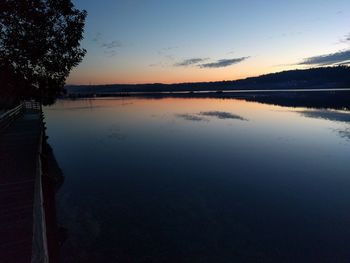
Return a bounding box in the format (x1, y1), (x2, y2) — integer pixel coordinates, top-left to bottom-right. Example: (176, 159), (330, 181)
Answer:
(0, 108), (43, 263)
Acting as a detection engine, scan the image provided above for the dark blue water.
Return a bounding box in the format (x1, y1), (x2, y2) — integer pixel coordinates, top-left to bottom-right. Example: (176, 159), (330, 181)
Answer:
(44, 97), (350, 262)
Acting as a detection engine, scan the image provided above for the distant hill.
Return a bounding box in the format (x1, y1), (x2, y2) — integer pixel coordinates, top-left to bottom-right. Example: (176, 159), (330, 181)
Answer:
(66, 66), (350, 95)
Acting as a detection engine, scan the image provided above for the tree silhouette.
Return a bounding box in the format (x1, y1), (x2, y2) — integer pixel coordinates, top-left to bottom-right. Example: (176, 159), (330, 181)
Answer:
(0, 0), (86, 105)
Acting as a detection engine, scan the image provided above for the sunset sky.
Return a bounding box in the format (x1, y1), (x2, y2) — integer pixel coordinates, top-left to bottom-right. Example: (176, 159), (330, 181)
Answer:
(67, 0), (350, 85)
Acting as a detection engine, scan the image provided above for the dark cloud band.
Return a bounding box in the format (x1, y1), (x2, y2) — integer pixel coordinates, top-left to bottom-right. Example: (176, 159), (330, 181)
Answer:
(101, 41), (123, 49)
(174, 58), (208, 66)
(199, 57), (250, 68)
(299, 50), (350, 66)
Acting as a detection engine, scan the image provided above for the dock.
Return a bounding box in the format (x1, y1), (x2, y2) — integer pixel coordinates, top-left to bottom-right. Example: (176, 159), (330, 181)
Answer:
(0, 102), (48, 263)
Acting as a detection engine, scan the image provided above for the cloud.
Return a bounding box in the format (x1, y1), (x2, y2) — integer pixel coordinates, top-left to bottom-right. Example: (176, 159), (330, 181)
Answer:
(164, 55), (175, 61)
(174, 58), (208, 67)
(104, 50), (117, 57)
(199, 57), (250, 68)
(92, 32), (102, 43)
(341, 33), (350, 43)
(298, 49), (350, 66)
(157, 46), (178, 55)
(148, 61), (172, 68)
(101, 41), (123, 49)
(100, 40), (125, 57)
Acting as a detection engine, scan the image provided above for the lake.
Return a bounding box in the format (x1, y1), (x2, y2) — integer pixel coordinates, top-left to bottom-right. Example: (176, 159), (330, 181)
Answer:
(44, 97), (350, 262)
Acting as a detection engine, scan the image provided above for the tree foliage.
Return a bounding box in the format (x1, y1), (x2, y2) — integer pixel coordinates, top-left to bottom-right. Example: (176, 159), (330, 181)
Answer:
(0, 0), (86, 105)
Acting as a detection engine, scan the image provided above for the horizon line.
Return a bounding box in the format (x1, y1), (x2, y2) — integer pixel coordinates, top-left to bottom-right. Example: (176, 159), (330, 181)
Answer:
(66, 65), (348, 86)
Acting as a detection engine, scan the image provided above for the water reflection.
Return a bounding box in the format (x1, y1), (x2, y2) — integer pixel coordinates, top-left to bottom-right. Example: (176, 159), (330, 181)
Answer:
(177, 111), (247, 122)
(299, 109), (350, 123)
(177, 113), (208, 122)
(42, 140), (65, 263)
(298, 109), (350, 142)
(44, 97), (350, 262)
(336, 128), (350, 140)
(200, 111), (247, 120)
(240, 90), (350, 110)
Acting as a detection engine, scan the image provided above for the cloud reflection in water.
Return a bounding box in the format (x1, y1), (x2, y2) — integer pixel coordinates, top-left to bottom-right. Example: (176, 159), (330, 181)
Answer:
(177, 111), (247, 122)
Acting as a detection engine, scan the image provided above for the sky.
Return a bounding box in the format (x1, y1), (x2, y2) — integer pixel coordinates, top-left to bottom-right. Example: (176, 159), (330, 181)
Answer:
(67, 0), (350, 85)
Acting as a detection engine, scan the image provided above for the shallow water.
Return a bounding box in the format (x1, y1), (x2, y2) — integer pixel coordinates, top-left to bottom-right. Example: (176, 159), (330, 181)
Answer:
(44, 97), (350, 262)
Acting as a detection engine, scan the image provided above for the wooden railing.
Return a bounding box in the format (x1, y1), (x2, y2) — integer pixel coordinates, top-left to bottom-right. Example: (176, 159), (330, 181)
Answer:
(24, 100), (41, 111)
(32, 125), (49, 263)
(0, 100), (41, 131)
(0, 103), (24, 130)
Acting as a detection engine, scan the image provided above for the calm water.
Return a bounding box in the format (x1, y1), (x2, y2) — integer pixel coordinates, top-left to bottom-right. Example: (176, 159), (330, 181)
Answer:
(44, 97), (350, 263)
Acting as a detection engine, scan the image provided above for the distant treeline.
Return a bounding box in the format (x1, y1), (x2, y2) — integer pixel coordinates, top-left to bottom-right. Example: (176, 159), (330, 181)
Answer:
(66, 66), (350, 95)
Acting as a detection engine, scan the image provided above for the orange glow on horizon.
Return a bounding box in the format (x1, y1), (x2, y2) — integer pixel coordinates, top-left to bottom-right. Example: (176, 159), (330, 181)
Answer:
(66, 64), (293, 85)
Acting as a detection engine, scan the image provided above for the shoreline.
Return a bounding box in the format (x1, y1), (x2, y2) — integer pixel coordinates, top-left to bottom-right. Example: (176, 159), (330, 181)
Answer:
(63, 89), (350, 110)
